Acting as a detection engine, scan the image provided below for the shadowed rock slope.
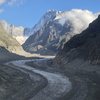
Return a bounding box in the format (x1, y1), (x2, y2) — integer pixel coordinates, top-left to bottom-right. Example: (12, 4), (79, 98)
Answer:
(0, 47), (24, 63)
(54, 15), (100, 100)
(55, 15), (100, 65)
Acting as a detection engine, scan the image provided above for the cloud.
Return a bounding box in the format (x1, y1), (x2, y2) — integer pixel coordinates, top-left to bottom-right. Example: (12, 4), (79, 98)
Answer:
(55, 9), (100, 47)
(8, 0), (25, 6)
(0, 0), (25, 13)
(55, 9), (100, 34)
(0, 0), (6, 5)
(0, 0), (7, 14)
(0, 0), (25, 6)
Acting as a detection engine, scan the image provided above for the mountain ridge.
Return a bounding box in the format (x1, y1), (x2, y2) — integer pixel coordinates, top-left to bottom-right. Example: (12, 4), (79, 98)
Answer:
(23, 9), (99, 55)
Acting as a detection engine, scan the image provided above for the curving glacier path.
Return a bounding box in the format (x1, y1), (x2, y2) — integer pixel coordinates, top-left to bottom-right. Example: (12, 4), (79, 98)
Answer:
(6, 59), (72, 100)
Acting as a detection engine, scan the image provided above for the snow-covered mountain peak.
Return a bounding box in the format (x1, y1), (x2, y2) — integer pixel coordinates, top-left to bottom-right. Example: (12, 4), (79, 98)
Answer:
(32, 10), (62, 33)
(54, 9), (99, 34)
(46, 9), (62, 16)
(23, 9), (100, 55)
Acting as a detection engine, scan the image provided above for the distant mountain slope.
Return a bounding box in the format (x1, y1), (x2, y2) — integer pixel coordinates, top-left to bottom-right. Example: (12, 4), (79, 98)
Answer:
(0, 22), (25, 55)
(0, 20), (32, 45)
(23, 9), (99, 55)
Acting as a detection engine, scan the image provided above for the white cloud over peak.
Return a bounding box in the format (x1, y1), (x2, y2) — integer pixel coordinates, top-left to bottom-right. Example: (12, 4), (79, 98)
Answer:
(55, 9), (100, 34)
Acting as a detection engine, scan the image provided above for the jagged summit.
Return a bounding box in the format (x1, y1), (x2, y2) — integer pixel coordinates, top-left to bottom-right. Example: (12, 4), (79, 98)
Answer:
(23, 9), (99, 55)
(31, 10), (61, 33)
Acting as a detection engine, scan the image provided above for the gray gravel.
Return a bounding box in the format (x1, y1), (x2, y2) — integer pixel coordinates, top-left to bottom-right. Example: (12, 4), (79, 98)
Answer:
(7, 59), (72, 100)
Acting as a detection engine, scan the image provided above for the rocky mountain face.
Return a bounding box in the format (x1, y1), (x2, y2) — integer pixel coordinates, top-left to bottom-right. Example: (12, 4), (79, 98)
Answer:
(0, 21), (43, 57)
(23, 9), (99, 55)
(55, 15), (100, 65)
(0, 22), (25, 55)
(0, 20), (32, 45)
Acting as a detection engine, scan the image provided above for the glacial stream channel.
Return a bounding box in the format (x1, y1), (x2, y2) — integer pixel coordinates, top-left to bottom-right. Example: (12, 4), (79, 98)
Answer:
(6, 59), (72, 100)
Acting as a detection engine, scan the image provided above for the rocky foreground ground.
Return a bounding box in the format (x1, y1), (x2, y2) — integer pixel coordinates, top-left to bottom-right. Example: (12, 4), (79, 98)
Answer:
(6, 59), (72, 100)
(0, 63), (47, 100)
(0, 54), (100, 100)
